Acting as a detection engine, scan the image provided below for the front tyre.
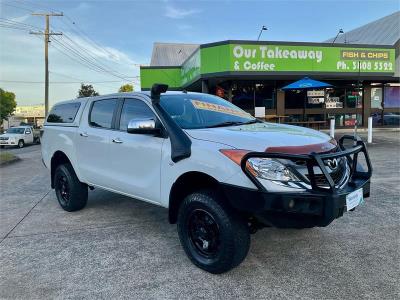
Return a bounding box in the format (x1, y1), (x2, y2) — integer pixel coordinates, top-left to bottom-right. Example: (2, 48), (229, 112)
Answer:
(54, 163), (88, 212)
(18, 140), (24, 148)
(177, 190), (250, 274)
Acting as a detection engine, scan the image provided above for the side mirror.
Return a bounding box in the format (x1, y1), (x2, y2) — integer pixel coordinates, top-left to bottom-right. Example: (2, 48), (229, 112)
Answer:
(26, 131), (31, 135)
(127, 118), (160, 135)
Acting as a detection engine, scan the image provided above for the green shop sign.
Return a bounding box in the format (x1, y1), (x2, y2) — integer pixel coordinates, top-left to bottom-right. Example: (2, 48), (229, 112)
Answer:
(140, 41), (396, 89)
(227, 44), (395, 73)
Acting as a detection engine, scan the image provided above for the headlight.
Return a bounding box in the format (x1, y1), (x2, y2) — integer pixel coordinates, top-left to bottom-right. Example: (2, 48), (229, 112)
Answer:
(246, 158), (300, 182)
(219, 149), (301, 183)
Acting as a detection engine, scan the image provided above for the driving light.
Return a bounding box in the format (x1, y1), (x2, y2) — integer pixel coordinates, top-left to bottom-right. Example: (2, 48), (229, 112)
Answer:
(246, 158), (300, 182)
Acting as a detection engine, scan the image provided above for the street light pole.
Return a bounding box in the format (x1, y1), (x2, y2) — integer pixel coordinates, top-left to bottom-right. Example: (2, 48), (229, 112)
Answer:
(332, 28), (344, 44)
(257, 26), (268, 41)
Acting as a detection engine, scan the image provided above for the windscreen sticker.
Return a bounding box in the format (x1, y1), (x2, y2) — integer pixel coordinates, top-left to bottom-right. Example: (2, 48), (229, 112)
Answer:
(191, 100), (250, 118)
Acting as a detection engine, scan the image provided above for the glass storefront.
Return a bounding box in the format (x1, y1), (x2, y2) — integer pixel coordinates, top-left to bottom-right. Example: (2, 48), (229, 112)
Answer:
(231, 82), (276, 113)
(384, 86), (400, 108)
(212, 80), (398, 128)
(371, 87), (383, 109)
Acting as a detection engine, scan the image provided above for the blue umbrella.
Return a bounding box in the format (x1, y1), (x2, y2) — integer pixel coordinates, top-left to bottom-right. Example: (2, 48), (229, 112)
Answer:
(281, 77), (332, 90)
(281, 77), (333, 123)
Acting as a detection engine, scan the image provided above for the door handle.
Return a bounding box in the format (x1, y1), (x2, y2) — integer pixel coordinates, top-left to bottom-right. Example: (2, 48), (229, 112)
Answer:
(80, 132), (89, 137)
(112, 138), (123, 144)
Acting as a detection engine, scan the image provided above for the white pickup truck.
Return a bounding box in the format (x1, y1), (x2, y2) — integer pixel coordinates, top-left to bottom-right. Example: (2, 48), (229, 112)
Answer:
(41, 84), (372, 274)
(0, 125), (40, 148)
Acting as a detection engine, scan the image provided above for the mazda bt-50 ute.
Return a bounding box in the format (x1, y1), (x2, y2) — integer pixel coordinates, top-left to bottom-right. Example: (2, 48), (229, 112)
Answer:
(41, 84), (372, 274)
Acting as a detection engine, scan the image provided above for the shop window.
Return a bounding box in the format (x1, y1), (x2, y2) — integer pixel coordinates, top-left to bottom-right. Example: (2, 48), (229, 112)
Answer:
(255, 84), (276, 109)
(346, 88), (362, 108)
(330, 114), (345, 127)
(344, 114), (362, 127)
(285, 90), (306, 109)
(371, 112), (400, 126)
(384, 86), (400, 108)
(286, 114), (303, 122)
(232, 83), (276, 110)
(371, 87), (383, 109)
(306, 114), (325, 122)
(232, 83), (255, 111)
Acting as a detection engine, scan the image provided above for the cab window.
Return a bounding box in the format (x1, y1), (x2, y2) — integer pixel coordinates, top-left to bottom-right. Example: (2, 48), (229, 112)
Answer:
(119, 99), (155, 131)
(89, 99), (117, 129)
(25, 128), (31, 134)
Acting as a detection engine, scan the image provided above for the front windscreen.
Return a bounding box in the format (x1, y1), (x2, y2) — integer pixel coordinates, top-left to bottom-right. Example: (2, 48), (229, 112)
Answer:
(6, 128), (25, 134)
(160, 94), (256, 129)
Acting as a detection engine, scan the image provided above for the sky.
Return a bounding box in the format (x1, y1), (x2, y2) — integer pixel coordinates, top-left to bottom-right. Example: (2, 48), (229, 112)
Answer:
(0, 0), (399, 107)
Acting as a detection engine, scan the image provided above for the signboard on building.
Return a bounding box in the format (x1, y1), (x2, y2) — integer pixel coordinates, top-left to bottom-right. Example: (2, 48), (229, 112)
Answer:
(308, 97), (324, 104)
(228, 44), (395, 74)
(325, 97), (343, 108)
(14, 105), (45, 118)
(307, 90), (325, 97)
(140, 41), (396, 89)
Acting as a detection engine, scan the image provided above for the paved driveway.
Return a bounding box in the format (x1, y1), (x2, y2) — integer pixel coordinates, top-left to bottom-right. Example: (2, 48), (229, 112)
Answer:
(0, 132), (399, 299)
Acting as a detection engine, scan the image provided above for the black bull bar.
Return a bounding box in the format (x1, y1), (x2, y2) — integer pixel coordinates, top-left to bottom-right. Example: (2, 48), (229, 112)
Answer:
(240, 135), (372, 193)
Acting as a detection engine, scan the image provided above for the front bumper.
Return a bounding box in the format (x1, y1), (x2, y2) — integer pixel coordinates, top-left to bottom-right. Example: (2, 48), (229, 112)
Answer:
(220, 135), (372, 228)
(0, 140), (16, 146)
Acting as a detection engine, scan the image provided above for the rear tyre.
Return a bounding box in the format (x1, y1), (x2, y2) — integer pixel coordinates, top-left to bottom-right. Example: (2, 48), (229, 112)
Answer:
(54, 163), (88, 212)
(177, 189), (250, 274)
(18, 140), (24, 148)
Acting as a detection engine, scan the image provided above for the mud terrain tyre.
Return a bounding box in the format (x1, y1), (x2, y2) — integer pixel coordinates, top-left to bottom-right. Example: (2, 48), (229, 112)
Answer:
(54, 163), (88, 212)
(177, 189), (250, 274)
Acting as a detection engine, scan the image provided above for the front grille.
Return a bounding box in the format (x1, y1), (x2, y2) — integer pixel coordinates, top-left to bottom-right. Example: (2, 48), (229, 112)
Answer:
(0, 137), (9, 140)
(305, 161), (346, 187)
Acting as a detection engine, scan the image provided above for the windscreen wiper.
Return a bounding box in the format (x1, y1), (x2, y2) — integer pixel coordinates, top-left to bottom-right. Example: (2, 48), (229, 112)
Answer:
(206, 121), (250, 128)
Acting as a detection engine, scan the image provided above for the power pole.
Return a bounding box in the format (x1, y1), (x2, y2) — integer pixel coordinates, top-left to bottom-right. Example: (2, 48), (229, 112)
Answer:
(30, 12), (63, 117)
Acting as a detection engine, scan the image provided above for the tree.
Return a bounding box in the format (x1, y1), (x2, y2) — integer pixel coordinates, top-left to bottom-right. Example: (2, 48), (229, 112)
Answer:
(77, 83), (99, 98)
(118, 84), (134, 93)
(0, 88), (17, 121)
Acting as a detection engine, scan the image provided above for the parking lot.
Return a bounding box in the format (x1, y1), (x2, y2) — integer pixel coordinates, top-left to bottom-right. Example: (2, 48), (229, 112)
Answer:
(0, 131), (399, 299)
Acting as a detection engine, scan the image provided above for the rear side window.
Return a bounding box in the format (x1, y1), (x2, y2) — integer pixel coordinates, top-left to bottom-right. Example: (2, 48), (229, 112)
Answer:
(47, 103), (81, 123)
(89, 99), (117, 129)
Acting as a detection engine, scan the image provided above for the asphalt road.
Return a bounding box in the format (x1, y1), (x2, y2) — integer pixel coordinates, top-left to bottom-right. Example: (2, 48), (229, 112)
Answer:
(0, 132), (399, 299)
(0, 143), (41, 155)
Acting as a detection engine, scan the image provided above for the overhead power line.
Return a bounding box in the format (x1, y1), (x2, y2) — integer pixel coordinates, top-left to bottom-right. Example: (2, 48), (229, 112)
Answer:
(1, 2), (34, 13)
(0, 80), (130, 84)
(50, 37), (132, 82)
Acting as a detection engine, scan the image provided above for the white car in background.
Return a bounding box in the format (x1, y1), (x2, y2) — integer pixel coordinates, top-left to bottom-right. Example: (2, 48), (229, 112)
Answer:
(41, 84), (372, 274)
(0, 126), (40, 148)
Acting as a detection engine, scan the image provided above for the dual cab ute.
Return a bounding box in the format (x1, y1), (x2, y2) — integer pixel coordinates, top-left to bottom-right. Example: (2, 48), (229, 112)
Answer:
(41, 84), (372, 274)
(0, 125), (40, 148)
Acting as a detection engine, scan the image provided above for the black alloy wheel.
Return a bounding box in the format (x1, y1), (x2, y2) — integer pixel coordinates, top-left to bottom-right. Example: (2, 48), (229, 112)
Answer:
(56, 174), (70, 207)
(188, 209), (220, 258)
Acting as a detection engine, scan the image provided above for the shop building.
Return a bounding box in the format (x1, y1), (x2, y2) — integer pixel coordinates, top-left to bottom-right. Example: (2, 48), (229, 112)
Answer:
(2, 105), (45, 130)
(140, 12), (400, 128)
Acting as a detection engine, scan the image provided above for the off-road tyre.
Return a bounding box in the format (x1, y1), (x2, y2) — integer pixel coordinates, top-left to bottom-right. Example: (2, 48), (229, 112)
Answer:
(54, 163), (88, 212)
(177, 189), (250, 274)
